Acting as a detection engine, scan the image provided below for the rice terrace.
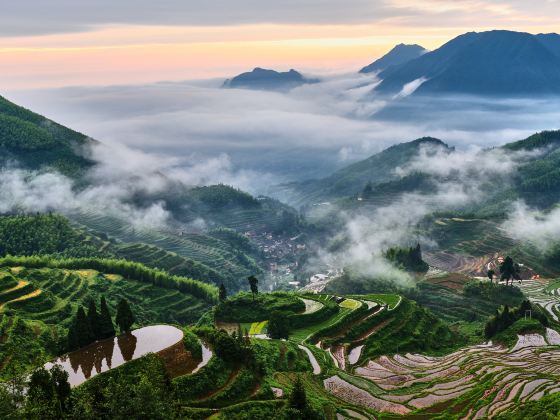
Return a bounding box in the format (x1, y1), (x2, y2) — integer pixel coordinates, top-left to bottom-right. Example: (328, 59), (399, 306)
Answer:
(4, 2), (560, 419)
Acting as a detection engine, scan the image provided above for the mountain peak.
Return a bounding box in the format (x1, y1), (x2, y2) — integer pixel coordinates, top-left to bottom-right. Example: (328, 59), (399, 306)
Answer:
(375, 29), (560, 96)
(223, 67), (317, 91)
(360, 43), (428, 74)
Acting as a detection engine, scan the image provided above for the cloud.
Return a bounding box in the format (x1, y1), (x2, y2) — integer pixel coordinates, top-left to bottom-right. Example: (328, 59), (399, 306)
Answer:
(393, 77), (428, 99)
(305, 143), (529, 282)
(504, 202), (560, 252)
(2, 0), (558, 38)
(8, 77), (560, 192)
(0, 1), (396, 36)
(0, 167), (171, 229)
(394, 141), (539, 179)
(303, 137), (560, 286)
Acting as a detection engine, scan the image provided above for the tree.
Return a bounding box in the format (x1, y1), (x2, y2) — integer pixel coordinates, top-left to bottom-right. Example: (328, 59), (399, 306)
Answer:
(248, 275), (259, 300)
(25, 365), (71, 418)
(487, 269), (495, 283)
(219, 284), (227, 302)
(289, 375), (307, 411)
(116, 298), (135, 333)
(500, 256), (520, 286)
(87, 299), (100, 341)
(267, 311), (290, 339)
(99, 296), (116, 339)
(71, 306), (94, 348)
(50, 364), (71, 412)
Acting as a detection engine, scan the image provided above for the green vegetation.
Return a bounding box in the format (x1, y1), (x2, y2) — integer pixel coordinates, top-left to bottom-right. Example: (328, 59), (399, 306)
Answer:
(0, 316), (64, 381)
(214, 292), (305, 322)
(497, 386), (560, 419)
(493, 317), (546, 347)
(288, 137), (451, 204)
(362, 298), (461, 358)
(72, 211), (265, 291)
(0, 214), (113, 259)
(385, 244), (429, 272)
(0, 255), (218, 303)
(267, 311), (290, 339)
(116, 298), (135, 333)
(0, 95), (93, 176)
(67, 297), (116, 350)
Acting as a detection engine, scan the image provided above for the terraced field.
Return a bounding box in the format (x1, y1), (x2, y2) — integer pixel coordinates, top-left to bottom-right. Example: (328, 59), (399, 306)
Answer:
(425, 218), (560, 278)
(0, 266), (212, 326)
(242, 289), (560, 418)
(71, 211), (262, 289)
(519, 278), (560, 322)
(326, 332), (560, 418)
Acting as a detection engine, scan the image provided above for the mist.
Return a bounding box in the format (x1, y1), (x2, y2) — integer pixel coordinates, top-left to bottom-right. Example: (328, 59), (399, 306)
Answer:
(6, 74), (560, 196)
(304, 143), (532, 282)
(504, 202), (560, 252)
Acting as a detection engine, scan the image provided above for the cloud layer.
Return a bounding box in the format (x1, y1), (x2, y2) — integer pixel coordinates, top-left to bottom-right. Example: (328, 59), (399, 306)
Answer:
(8, 76), (560, 194)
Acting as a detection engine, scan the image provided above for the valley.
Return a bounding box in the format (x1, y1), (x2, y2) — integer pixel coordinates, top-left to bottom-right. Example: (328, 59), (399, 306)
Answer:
(3, 26), (560, 419)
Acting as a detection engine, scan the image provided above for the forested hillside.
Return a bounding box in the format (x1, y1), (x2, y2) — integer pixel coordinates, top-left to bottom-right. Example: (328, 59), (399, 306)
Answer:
(0, 95), (93, 176)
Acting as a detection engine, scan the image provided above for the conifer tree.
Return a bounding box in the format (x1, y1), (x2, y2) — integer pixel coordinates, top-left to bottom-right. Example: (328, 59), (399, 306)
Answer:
(248, 275), (259, 300)
(75, 306), (93, 348)
(87, 299), (100, 341)
(289, 375), (307, 411)
(116, 299), (135, 333)
(219, 284), (227, 302)
(99, 296), (116, 339)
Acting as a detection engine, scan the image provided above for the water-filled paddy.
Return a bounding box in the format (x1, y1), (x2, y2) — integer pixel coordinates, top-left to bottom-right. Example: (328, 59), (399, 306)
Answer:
(45, 325), (193, 386)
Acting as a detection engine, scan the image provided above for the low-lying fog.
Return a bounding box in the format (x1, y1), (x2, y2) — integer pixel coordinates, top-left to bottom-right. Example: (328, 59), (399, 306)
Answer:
(6, 74), (560, 196)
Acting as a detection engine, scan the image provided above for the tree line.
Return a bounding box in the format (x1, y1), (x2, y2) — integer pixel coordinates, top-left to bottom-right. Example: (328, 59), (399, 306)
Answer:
(0, 255), (218, 303)
(484, 300), (548, 339)
(67, 297), (135, 351)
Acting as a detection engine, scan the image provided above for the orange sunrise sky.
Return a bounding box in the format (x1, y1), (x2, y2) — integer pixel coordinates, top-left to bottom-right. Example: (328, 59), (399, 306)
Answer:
(1, 1), (559, 89)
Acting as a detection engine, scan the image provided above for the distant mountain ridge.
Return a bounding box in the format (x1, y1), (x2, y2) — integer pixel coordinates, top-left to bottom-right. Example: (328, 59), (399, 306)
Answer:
(274, 137), (451, 205)
(360, 44), (428, 73)
(223, 67), (318, 91)
(274, 130), (560, 211)
(375, 30), (560, 96)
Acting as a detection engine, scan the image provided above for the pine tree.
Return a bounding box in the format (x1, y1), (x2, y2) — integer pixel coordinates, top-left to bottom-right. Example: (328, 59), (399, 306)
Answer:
(248, 275), (259, 301)
(87, 299), (100, 341)
(99, 296), (116, 339)
(116, 299), (135, 333)
(67, 322), (78, 351)
(289, 375), (307, 411)
(75, 306), (93, 348)
(237, 324), (244, 345)
(219, 284), (227, 302)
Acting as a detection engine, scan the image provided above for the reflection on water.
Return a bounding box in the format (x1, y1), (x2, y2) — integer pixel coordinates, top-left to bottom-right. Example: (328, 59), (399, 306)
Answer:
(45, 325), (183, 386)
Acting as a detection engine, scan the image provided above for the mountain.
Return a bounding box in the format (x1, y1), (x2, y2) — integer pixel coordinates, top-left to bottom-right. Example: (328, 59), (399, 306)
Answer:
(536, 33), (560, 58)
(277, 130), (560, 210)
(275, 137), (451, 205)
(0, 95), (94, 176)
(375, 30), (560, 96)
(359, 44), (427, 74)
(223, 67), (318, 91)
(0, 95), (303, 291)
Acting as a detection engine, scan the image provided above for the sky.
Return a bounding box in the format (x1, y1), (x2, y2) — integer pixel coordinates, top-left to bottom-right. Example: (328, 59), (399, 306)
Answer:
(1, 0), (560, 89)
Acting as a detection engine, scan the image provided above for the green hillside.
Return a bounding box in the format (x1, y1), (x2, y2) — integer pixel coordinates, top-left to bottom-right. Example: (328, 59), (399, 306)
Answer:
(0, 257), (215, 378)
(278, 137), (451, 205)
(0, 95), (94, 177)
